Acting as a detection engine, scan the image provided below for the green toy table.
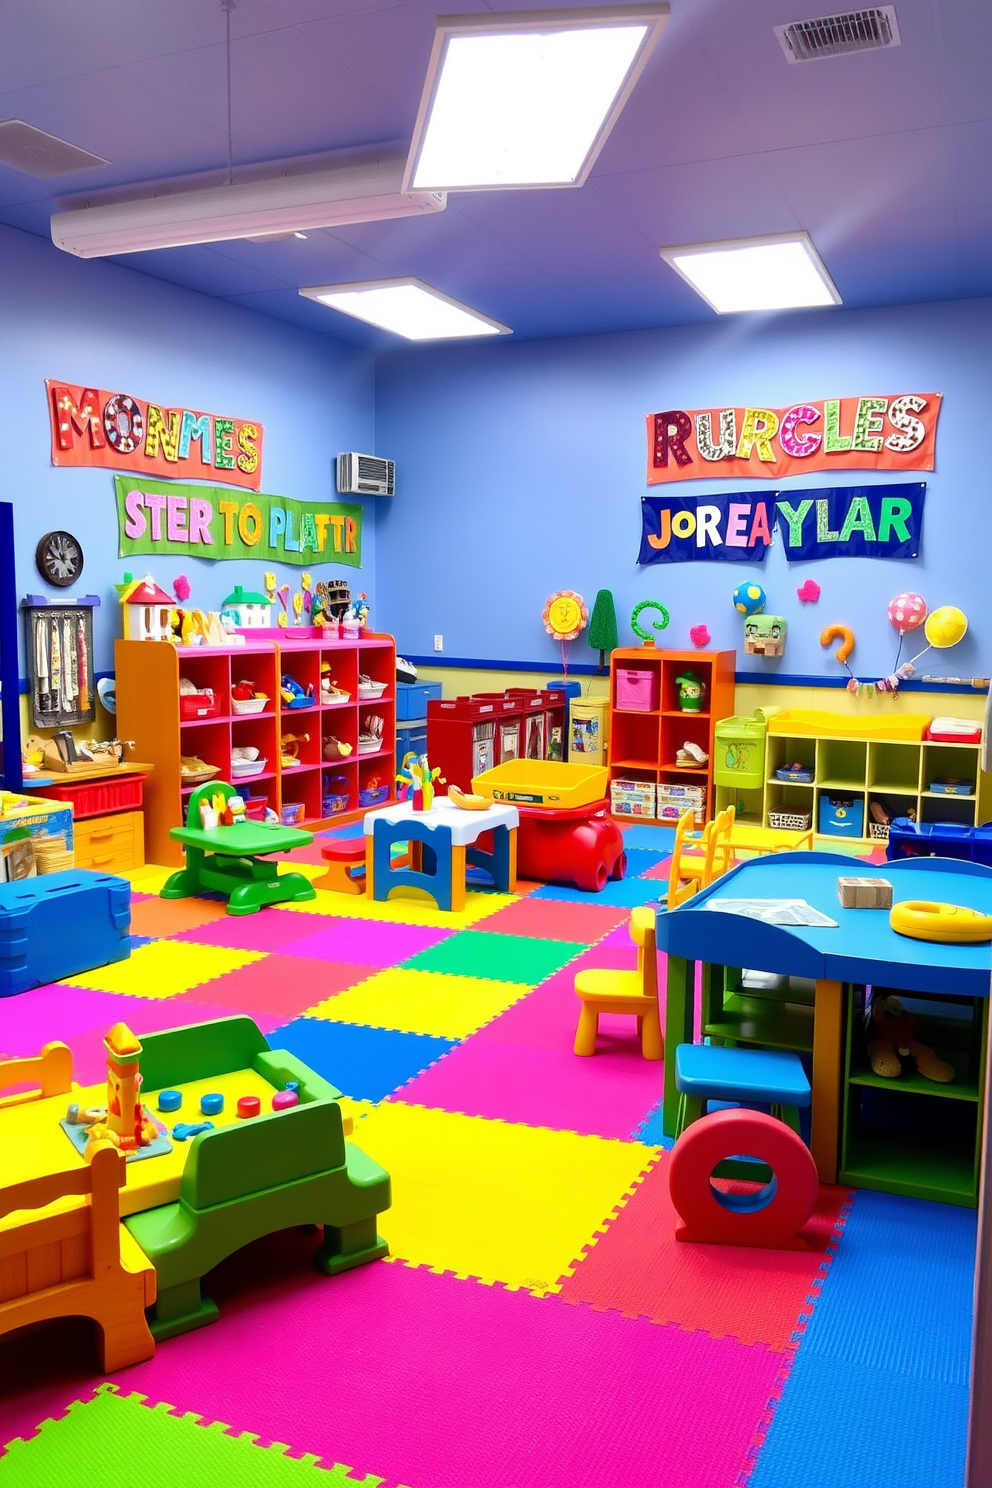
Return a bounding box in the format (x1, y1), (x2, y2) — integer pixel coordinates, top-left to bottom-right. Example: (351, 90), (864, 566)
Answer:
(656, 852), (992, 1204)
(162, 782), (316, 915)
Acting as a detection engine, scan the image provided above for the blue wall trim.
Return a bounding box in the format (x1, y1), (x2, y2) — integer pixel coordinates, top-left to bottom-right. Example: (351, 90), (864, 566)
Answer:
(404, 655), (987, 694)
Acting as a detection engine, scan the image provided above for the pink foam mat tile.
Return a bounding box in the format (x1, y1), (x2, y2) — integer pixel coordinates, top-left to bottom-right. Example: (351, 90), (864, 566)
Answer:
(559, 1152), (852, 1351)
(176, 955), (373, 1019)
(23, 1236), (779, 1488)
(283, 918), (453, 968)
(171, 909), (329, 953)
(394, 1031), (664, 1139)
(0, 984), (134, 1058)
(641, 857), (674, 881)
(66, 998), (285, 1082)
(475, 955), (657, 1054)
(475, 897), (630, 944)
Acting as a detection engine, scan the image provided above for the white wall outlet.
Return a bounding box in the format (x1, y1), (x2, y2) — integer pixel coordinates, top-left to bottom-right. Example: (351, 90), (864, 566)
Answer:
(433, 634), (443, 652)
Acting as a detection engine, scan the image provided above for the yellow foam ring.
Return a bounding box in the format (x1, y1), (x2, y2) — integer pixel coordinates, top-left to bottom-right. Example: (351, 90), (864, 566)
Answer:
(279, 886), (516, 929)
(357, 1101), (660, 1295)
(60, 940), (266, 998)
(890, 900), (992, 944)
(304, 968), (532, 1041)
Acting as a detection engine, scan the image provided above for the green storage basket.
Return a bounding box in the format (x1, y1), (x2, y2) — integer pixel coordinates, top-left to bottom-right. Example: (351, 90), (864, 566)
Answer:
(713, 714), (767, 791)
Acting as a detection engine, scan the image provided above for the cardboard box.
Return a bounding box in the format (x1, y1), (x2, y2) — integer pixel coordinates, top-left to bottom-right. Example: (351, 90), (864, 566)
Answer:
(610, 779), (655, 818)
(656, 782), (705, 826)
(837, 876), (892, 909)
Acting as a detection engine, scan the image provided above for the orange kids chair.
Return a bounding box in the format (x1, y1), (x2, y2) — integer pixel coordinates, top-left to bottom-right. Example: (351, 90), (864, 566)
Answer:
(667, 806), (735, 910)
(573, 906), (662, 1060)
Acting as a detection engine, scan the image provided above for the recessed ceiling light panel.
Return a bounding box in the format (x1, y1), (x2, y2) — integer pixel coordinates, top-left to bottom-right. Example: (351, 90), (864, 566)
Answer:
(660, 233), (842, 314)
(0, 119), (109, 177)
(300, 277), (510, 340)
(405, 5), (670, 192)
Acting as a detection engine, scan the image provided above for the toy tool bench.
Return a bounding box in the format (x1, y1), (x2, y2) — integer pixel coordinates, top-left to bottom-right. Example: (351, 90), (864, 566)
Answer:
(0, 1016), (390, 1351)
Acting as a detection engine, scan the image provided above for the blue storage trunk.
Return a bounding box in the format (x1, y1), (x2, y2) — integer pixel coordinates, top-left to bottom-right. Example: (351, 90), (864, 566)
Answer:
(886, 818), (992, 865)
(397, 720), (428, 762)
(818, 794), (865, 838)
(396, 682), (442, 720)
(0, 869), (131, 997)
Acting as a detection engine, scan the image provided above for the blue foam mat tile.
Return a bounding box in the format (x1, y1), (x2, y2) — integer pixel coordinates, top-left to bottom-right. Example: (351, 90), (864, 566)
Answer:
(529, 879), (662, 908)
(798, 1189), (976, 1384)
(630, 1098), (674, 1149)
(266, 1016), (455, 1103)
(620, 847), (669, 875)
(619, 824), (676, 851)
(749, 1350), (968, 1488)
(128, 935), (154, 948)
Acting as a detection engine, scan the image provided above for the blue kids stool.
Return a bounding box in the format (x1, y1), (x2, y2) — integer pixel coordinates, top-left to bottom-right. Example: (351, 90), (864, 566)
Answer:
(673, 1043), (811, 1139)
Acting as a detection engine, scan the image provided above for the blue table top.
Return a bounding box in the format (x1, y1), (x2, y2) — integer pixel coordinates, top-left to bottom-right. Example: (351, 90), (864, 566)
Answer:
(655, 853), (992, 997)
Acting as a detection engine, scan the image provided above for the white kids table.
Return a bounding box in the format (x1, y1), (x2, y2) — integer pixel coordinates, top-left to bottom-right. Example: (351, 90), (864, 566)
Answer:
(363, 795), (519, 911)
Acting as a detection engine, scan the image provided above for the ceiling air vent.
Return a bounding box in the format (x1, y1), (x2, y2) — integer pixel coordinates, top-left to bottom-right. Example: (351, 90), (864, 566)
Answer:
(0, 120), (109, 177)
(775, 7), (901, 62)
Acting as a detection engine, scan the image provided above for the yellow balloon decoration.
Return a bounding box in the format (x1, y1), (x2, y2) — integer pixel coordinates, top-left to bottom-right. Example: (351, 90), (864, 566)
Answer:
(923, 606), (968, 649)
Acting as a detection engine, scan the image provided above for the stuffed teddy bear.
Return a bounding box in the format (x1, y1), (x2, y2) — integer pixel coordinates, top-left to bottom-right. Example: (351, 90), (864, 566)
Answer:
(868, 994), (954, 1083)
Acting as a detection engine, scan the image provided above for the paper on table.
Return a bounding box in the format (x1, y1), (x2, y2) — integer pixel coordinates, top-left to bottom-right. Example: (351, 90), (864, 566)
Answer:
(708, 898), (839, 928)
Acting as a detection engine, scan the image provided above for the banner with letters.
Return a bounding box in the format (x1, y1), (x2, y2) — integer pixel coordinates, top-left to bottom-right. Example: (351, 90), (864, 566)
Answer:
(115, 477), (362, 568)
(638, 483), (925, 565)
(646, 394), (940, 485)
(49, 380), (263, 491)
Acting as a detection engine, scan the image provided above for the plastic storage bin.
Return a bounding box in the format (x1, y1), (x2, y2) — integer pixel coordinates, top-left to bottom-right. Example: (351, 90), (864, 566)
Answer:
(713, 714), (767, 791)
(472, 760), (608, 809)
(768, 709), (930, 741)
(0, 869), (130, 997)
(33, 773), (146, 820)
(818, 794), (865, 837)
(397, 720), (428, 761)
(396, 681), (442, 720)
(179, 690), (222, 720)
(615, 668), (658, 712)
(886, 819), (992, 864)
(570, 697), (609, 766)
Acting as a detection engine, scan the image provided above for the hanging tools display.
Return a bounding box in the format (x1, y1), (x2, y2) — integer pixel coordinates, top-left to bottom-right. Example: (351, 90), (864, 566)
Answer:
(21, 594), (100, 729)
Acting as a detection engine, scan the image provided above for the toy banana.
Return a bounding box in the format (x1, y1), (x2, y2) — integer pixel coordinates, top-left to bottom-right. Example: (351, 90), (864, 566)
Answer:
(820, 624), (855, 665)
(447, 784), (490, 811)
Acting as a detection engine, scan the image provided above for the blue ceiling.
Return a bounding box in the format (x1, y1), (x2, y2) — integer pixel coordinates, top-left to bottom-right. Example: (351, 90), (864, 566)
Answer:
(0, 0), (988, 346)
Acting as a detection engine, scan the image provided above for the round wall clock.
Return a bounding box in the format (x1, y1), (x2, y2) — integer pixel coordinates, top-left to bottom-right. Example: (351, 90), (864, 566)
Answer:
(36, 530), (84, 588)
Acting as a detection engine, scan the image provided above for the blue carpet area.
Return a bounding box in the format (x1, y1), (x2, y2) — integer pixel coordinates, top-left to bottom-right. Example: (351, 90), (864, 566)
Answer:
(619, 823), (677, 851)
(752, 1189), (975, 1488)
(530, 878), (662, 908)
(269, 1016), (455, 1103)
(619, 847), (669, 874)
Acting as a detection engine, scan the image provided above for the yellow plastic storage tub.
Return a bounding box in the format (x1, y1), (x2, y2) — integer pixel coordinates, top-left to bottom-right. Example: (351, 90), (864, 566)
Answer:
(767, 710), (930, 742)
(472, 760), (609, 808)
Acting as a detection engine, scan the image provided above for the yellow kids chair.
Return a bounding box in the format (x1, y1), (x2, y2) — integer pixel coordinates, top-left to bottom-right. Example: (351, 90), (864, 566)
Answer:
(667, 806), (735, 910)
(573, 906), (662, 1060)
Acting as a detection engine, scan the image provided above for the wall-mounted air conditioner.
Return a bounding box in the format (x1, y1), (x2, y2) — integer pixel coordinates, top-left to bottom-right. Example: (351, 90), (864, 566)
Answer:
(336, 452), (395, 497)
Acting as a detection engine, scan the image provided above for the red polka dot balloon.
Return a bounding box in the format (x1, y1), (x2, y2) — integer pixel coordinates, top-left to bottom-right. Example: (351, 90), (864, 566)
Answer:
(887, 592), (927, 634)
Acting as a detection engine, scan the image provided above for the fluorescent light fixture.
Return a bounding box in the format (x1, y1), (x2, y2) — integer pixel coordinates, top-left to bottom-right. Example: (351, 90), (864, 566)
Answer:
(300, 277), (510, 340)
(405, 5), (670, 192)
(51, 154), (445, 259)
(660, 232), (842, 314)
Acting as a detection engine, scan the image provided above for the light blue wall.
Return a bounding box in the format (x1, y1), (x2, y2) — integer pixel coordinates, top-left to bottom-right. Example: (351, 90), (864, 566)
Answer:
(0, 223), (376, 676)
(375, 299), (992, 682)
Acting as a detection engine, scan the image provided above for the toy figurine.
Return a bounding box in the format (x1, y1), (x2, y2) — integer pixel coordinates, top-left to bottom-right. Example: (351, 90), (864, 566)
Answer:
(743, 614), (787, 657)
(83, 1023), (160, 1159)
(397, 751), (443, 811)
(675, 670), (706, 712)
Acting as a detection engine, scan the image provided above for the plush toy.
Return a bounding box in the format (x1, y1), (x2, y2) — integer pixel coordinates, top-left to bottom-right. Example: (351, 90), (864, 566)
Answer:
(867, 994), (954, 1083)
(322, 734), (353, 761)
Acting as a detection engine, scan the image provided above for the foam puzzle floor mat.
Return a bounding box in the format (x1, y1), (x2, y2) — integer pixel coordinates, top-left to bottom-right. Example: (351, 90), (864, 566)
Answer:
(1, 822), (975, 1488)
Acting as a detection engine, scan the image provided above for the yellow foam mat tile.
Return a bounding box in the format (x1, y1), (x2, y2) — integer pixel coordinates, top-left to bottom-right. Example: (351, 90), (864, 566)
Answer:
(124, 866), (174, 893)
(305, 967), (532, 1040)
(357, 1100), (659, 1295)
(275, 861), (326, 881)
(280, 885), (516, 928)
(61, 939), (266, 998)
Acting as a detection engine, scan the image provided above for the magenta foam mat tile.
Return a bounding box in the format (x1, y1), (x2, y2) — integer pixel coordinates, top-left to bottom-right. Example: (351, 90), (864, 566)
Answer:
(175, 955), (373, 1019)
(66, 998), (285, 1082)
(61, 1241), (781, 1488)
(171, 909), (329, 953)
(282, 918), (453, 968)
(395, 1030), (664, 1139)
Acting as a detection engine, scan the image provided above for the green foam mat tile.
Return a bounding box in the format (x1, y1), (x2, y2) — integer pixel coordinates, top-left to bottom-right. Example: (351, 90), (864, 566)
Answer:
(402, 929), (584, 985)
(1, 1385), (401, 1488)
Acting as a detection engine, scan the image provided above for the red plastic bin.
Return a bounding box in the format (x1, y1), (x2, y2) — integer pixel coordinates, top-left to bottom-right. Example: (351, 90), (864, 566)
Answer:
(179, 690), (222, 720)
(34, 774), (146, 820)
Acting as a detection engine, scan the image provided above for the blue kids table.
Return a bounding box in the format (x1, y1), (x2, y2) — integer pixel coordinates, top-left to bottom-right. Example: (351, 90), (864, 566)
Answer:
(655, 852), (992, 1185)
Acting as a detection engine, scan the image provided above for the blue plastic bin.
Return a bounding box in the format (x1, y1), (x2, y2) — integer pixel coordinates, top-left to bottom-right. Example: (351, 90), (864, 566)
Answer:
(396, 682), (442, 720)
(818, 794), (865, 838)
(397, 721), (428, 761)
(0, 869), (131, 997)
(886, 818), (992, 864)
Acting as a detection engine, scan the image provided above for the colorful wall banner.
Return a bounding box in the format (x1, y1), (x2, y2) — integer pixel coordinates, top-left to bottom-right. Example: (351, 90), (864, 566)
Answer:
(49, 380), (264, 491)
(638, 493), (774, 564)
(646, 393), (941, 485)
(772, 482), (925, 562)
(638, 483), (925, 565)
(115, 477), (361, 568)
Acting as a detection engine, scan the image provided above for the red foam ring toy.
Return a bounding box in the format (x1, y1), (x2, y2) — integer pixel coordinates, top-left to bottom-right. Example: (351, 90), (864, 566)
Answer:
(669, 1108), (818, 1250)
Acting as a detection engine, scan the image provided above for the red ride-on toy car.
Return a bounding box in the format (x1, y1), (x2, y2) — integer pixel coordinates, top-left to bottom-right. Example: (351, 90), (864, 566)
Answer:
(516, 800), (626, 893)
